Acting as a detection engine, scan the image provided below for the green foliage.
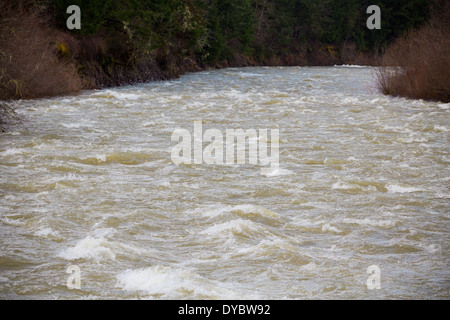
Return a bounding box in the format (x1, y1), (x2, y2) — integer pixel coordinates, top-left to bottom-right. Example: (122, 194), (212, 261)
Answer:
(52, 0), (207, 50)
(47, 0), (436, 68)
(360, 0), (432, 50)
(251, 0), (431, 54)
(200, 0), (255, 63)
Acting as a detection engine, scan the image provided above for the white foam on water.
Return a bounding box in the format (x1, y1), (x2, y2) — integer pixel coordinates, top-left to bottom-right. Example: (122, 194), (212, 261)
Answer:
(386, 183), (423, 193)
(0, 217), (26, 227)
(332, 182), (354, 190)
(341, 97), (360, 104)
(237, 72), (265, 78)
(115, 265), (254, 299)
(159, 181), (171, 188)
(35, 227), (59, 238)
(0, 148), (24, 157)
(43, 173), (86, 184)
(335, 65), (366, 68)
(61, 123), (81, 128)
(289, 218), (343, 234)
(397, 135), (428, 143)
(1, 194), (16, 201)
(434, 191), (450, 199)
(235, 238), (301, 258)
(417, 243), (441, 254)
(299, 262), (317, 271)
(95, 154), (107, 162)
(260, 167), (293, 177)
(185, 206), (226, 218)
(141, 120), (155, 127)
(89, 227), (116, 238)
(321, 223), (342, 234)
(433, 125), (448, 132)
(342, 218), (396, 228)
(59, 236), (116, 261)
(188, 204), (281, 221)
(232, 204), (281, 220)
(92, 90), (142, 101)
(199, 218), (262, 238)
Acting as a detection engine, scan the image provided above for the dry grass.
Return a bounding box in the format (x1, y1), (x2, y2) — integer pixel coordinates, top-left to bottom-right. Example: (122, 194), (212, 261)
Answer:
(377, 2), (450, 102)
(0, 1), (82, 100)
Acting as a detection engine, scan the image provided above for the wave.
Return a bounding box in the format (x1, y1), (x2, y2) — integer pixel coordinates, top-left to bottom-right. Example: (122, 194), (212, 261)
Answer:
(187, 204), (282, 225)
(59, 236), (116, 261)
(115, 265), (258, 299)
(199, 218), (265, 239)
(386, 183), (424, 193)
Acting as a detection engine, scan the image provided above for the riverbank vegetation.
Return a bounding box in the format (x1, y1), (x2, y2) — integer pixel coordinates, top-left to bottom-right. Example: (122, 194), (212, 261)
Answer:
(377, 0), (450, 102)
(0, 0), (446, 106)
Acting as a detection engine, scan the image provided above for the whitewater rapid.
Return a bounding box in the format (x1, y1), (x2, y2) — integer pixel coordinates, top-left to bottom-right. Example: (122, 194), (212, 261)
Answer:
(0, 66), (449, 299)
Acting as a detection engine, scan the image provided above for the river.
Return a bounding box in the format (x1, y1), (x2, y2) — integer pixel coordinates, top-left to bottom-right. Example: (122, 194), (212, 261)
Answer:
(0, 66), (449, 299)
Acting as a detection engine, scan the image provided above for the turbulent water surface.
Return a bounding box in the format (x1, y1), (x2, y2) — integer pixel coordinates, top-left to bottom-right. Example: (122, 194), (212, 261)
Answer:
(1, 66), (449, 299)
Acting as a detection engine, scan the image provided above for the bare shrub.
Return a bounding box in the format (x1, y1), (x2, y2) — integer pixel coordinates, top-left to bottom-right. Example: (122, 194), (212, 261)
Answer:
(377, 2), (450, 102)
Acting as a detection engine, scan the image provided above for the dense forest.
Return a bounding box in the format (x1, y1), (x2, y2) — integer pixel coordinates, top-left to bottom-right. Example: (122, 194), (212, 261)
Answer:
(0, 0), (447, 104)
(49, 0), (432, 63)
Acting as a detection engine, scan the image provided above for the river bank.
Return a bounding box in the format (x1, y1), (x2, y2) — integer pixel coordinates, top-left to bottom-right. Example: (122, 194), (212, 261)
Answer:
(376, 2), (450, 103)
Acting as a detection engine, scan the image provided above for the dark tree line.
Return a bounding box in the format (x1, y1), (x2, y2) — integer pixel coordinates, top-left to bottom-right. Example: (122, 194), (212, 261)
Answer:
(50, 0), (433, 64)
